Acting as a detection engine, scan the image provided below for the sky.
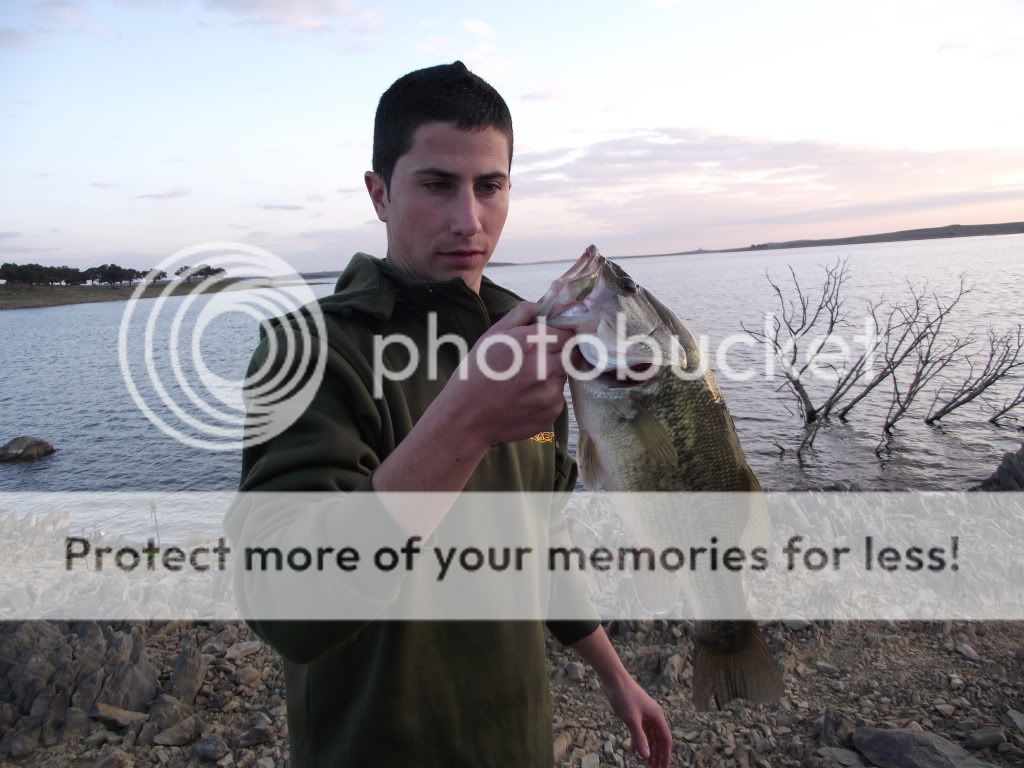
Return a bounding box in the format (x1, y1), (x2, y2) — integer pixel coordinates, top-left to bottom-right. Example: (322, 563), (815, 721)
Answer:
(2, 0), (1023, 272)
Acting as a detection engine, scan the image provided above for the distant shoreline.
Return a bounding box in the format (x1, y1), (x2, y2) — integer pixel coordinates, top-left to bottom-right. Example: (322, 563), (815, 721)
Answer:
(0, 278), (282, 311)
(4, 222), (1021, 310)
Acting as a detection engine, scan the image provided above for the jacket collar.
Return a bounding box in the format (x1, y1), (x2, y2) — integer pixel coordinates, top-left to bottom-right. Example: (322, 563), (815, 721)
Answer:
(322, 252), (523, 321)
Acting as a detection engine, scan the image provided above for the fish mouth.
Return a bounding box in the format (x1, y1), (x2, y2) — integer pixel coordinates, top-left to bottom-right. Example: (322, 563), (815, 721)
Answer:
(574, 350), (657, 388)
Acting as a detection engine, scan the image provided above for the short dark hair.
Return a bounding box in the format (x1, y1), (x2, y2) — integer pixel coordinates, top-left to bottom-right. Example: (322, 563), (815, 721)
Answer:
(372, 61), (513, 191)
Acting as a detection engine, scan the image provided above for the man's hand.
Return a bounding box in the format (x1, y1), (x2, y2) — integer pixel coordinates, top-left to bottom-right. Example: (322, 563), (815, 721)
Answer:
(601, 672), (672, 768)
(569, 626), (672, 768)
(447, 299), (573, 447)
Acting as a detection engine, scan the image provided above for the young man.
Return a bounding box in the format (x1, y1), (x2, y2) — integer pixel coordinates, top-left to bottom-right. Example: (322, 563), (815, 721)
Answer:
(237, 62), (671, 767)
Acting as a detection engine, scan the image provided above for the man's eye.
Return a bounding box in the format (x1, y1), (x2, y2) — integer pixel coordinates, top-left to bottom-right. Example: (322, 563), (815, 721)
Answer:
(423, 181), (451, 192)
(477, 183), (502, 195)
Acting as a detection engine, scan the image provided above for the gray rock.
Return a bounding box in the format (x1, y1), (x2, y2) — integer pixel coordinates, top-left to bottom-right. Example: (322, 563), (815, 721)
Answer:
(0, 436), (55, 462)
(818, 708), (856, 747)
(91, 746), (134, 768)
(565, 662), (586, 682)
(853, 727), (998, 768)
(92, 702), (149, 730)
(973, 443), (1024, 490)
(237, 724), (274, 747)
(136, 720), (159, 747)
(817, 747), (863, 766)
(255, 758), (276, 768)
(656, 653), (685, 687)
(1003, 708), (1024, 733)
(956, 643), (983, 663)
(224, 640), (262, 661)
(195, 734), (230, 762)
(7, 725), (41, 758)
(147, 694), (189, 732)
(167, 641), (208, 705)
(964, 727), (1005, 750)
(96, 627), (159, 713)
(63, 706), (91, 740)
(581, 753), (600, 768)
(784, 619), (812, 631)
(154, 715), (202, 747)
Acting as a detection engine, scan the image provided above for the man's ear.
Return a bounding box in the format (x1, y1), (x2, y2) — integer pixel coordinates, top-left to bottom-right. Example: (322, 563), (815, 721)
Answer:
(364, 171), (389, 222)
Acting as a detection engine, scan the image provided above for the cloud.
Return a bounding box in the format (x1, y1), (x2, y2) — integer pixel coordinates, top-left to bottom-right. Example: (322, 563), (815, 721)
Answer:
(204, 0), (380, 37)
(135, 188), (191, 200)
(37, 1), (85, 28)
(504, 129), (1024, 253)
(33, 172), (50, 179)
(262, 204), (304, 210)
(462, 19), (493, 37)
(521, 89), (559, 101)
(0, 232), (21, 239)
(90, 181), (117, 189)
(0, 28), (34, 49)
(305, 193), (325, 202)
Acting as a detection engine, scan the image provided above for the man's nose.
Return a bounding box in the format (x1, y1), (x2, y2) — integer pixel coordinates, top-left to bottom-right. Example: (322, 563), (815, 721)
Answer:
(449, 188), (483, 236)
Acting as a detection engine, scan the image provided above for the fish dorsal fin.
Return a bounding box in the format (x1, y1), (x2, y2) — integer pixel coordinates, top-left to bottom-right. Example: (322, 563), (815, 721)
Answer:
(628, 403), (678, 469)
(576, 431), (603, 490)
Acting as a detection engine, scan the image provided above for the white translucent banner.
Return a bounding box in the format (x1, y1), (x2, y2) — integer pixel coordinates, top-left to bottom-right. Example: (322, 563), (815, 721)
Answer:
(1, 492), (1021, 621)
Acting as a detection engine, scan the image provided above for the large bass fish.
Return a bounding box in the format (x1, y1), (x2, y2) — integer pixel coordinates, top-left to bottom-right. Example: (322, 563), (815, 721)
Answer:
(537, 245), (785, 711)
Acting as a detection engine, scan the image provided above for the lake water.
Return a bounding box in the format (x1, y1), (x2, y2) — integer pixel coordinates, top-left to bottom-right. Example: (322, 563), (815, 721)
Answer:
(2, 234), (1022, 536)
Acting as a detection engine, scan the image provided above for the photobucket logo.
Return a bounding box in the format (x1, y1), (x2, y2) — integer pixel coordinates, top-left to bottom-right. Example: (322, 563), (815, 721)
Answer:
(370, 313), (702, 398)
(369, 311), (884, 394)
(118, 243), (327, 451)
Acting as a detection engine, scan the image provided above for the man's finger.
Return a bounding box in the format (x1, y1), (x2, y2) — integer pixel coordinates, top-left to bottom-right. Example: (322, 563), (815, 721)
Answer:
(490, 300), (538, 331)
(630, 718), (651, 761)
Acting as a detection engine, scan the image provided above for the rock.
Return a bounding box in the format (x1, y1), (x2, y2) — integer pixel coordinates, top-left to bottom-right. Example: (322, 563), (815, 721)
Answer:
(255, 759), (275, 768)
(224, 640), (262, 661)
(553, 731), (573, 762)
(816, 747), (863, 766)
(973, 443), (1024, 490)
(154, 715), (202, 746)
(964, 727), (1005, 750)
(92, 746), (134, 768)
(956, 644), (983, 663)
(0, 435), (55, 461)
(96, 627), (159, 713)
(62, 706), (91, 740)
(92, 703), (149, 730)
(784, 619), (812, 631)
(195, 734), (230, 762)
(167, 641), (209, 704)
(935, 704), (956, 717)
(235, 666), (261, 686)
(565, 662), (586, 681)
(818, 708), (856, 747)
(815, 661), (841, 675)
(237, 724), (274, 747)
(7, 726), (41, 758)
(147, 694), (189, 732)
(853, 727), (998, 768)
(581, 753), (600, 768)
(656, 654), (685, 687)
(1003, 708), (1024, 733)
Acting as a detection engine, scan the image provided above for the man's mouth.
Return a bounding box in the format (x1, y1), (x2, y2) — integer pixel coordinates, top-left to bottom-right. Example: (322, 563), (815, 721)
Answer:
(437, 250), (485, 259)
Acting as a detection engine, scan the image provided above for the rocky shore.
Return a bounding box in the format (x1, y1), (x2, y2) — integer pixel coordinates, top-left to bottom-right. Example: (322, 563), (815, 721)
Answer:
(1, 618), (1022, 767)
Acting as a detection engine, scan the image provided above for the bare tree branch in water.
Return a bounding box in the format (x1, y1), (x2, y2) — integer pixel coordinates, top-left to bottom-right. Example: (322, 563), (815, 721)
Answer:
(879, 309), (973, 441)
(926, 325), (1024, 424)
(988, 378), (1024, 424)
(838, 277), (968, 421)
(742, 258), (858, 426)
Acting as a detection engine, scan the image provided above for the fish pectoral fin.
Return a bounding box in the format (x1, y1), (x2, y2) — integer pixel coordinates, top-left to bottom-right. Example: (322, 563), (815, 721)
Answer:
(692, 622), (785, 711)
(576, 431), (604, 490)
(629, 405), (678, 468)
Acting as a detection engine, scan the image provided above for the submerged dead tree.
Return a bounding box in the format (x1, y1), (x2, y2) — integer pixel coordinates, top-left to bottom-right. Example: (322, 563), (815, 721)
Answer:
(926, 325), (1024, 424)
(741, 258), (865, 425)
(989, 379), (1024, 424)
(837, 278), (968, 421)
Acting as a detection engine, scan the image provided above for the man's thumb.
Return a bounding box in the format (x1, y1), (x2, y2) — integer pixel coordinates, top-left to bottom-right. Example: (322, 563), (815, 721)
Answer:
(630, 722), (650, 760)
(490, 300), (539, 331)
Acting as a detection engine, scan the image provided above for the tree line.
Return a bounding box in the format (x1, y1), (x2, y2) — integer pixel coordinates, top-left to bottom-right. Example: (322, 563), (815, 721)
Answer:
(0, 262), (225, 288)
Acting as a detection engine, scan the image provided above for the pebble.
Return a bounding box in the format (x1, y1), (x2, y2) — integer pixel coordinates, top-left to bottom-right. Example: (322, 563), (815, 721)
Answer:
(91, 747), (133, 768)
(565, 662), (586, 682)
(195, 734), (230, 762)
(956, 643), (983, 662)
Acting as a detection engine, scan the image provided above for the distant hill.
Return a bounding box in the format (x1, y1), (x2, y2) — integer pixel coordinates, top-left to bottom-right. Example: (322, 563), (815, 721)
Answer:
(738, 221), (1024, 252)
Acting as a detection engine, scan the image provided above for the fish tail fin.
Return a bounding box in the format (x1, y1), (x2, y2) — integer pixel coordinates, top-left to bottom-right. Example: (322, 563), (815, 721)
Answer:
(691, 622), (784, 711)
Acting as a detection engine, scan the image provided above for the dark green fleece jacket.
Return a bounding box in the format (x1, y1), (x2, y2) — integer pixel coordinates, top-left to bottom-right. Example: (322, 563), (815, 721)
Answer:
(234, 254), (599, 767)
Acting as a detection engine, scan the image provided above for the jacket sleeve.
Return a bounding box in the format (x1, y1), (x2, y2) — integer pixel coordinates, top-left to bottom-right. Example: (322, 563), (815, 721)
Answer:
(545, 405), (601, 647)
(226, 317), (408, 664)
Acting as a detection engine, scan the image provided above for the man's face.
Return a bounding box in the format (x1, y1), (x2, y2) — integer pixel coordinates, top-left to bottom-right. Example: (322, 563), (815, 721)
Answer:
(365, 121), (511, 293)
